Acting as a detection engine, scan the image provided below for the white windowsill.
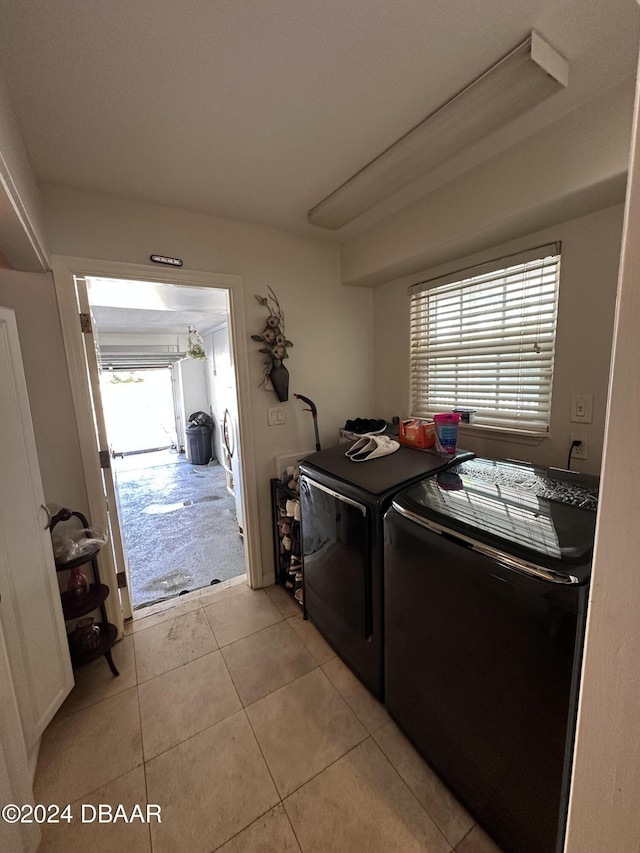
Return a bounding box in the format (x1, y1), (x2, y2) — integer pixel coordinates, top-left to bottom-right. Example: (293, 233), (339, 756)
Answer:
(458, 423), (549, 446)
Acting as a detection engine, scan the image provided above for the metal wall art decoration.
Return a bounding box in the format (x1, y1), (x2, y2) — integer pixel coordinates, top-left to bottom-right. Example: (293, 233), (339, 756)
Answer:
(251, 287), (293, 402)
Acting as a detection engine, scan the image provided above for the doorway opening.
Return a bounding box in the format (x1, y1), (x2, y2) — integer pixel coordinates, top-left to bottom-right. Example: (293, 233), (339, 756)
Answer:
(84, 276), (247, 611)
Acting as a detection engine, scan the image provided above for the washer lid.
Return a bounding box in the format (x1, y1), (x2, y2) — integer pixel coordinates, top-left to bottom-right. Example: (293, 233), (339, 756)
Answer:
(393, 458), (598, 574)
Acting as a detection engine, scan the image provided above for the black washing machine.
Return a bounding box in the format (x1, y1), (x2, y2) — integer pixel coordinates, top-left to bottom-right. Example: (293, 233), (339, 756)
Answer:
(299, 443), (472, 698)
(384, 458), (599, 853)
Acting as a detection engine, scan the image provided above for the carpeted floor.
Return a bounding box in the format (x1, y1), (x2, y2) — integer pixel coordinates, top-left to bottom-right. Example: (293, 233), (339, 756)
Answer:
(115, 451), (246, 609)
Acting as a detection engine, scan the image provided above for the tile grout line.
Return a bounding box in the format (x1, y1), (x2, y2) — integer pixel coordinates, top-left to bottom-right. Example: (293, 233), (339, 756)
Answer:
(280, 734), (373, 804)
(215, 612), (306, 655)
(137, 619), (322, 764)
(231, 665), (369, 806)
(54, 635), (138, 721)
(132, 642), (154, 853)
(201, 597), (286, 648)
(230, 656), (321, 711)
(282, 804), (305, 853)
(281, 733), (454, 851)
(136, 642), (218, 684)
(136, 643), (230, 691)
(207, 804), (289, 853)
(243, 667), (372, 804)
(43, 588), (329, 849)
(129, 600), (202, 632)
(134, 609), (220, 684)
(140, 698), (244, 765)
(132, 579), (280, 627)
(453, 822), (480, 851)
(242, 705), (285, 805)
(38, 648), (144, 825)
(142, 706), (248, 767)
(141, 651), (246, 766)
(368, 735), (455, 852)
(320, 663), (388, 735)
(130, 580), (249, 634)
(216, 624), (319, 714)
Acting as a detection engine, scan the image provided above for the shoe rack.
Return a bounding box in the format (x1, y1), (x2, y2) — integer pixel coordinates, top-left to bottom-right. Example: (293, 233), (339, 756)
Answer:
(270, 478), (304, 610)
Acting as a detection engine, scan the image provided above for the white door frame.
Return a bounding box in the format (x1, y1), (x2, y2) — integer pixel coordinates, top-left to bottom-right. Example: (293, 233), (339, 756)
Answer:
(51, 255), (262, 628)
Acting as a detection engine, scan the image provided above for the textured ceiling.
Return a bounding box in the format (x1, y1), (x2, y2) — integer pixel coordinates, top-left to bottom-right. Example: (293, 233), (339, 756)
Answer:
(0, 1), (638, 238)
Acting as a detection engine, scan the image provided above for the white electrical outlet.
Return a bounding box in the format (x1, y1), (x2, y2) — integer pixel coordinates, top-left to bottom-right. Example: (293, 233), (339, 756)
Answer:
(570, 432), (588, 459)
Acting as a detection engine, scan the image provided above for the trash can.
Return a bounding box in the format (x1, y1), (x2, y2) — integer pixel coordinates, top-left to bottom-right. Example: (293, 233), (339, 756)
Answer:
(185, 411), (213, 465)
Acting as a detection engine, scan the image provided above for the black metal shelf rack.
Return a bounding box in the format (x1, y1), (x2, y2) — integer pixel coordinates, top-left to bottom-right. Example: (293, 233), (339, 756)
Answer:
(270, 478), (305, 613)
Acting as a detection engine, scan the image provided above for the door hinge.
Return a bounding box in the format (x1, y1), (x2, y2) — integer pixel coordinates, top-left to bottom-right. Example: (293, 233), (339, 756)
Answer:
(116, 572), (128, 589)
(99, 450), (111, 469)
(79, 312), (92, 334)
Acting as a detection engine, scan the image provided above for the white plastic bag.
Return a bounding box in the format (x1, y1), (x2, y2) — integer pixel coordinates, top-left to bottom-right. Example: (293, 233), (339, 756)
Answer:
(52, 526), (108, 563)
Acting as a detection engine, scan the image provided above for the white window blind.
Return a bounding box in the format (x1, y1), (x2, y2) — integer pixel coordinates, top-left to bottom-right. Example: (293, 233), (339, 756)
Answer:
(410, 244), (561, 433)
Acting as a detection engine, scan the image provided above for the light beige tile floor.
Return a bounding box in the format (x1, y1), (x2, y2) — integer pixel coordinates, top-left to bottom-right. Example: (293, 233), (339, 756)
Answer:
(36, 585), (504, 853)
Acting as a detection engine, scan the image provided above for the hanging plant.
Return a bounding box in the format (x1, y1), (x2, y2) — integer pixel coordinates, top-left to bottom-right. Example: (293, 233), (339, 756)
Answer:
(251, 286), (293, 401)
(187, 326), (206, 360)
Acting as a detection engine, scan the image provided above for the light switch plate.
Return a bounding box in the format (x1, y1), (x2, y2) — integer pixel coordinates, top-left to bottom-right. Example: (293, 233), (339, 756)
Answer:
(268, 406), (286, 426)
(570, 393), (593, 424)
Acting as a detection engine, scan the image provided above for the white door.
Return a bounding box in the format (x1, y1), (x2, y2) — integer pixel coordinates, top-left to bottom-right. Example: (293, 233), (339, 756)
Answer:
(74, 278), (134, 619)
(0, 619), (40, 853)
(0, 307), (73, 751)
(213, 325), (244, 530)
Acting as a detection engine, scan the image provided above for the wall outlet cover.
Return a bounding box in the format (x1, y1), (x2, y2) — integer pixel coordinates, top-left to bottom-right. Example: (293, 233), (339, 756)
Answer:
(570, 432), (588, 459)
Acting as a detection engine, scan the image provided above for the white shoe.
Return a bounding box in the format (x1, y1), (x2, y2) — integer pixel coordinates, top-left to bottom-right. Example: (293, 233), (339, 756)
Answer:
(285, 499), (297, 517)
(350, 435), (400, 462)
(293, 501), (301, 521)
(345, 436), (375, 458)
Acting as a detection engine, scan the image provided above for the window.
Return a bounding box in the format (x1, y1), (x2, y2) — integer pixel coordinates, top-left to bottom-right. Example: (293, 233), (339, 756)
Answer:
(409, 243), (561, 434)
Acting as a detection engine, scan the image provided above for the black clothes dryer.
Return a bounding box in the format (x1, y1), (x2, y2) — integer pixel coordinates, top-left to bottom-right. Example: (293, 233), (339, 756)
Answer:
(299, 443), (472, 698)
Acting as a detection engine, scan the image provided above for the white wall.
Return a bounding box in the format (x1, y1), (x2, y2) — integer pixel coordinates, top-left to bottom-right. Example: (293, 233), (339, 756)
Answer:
(203, 324), (244, 529)
(565, 51), (640, 853)
(372, 204), (624, 475)
(41, 185), (375, 583)
(0, 69), (49, 271)
(0, 269), (88, 511)
(176, 357), (210, 453)
(341, 80), (633, 288)
(203, 327), (227, 467)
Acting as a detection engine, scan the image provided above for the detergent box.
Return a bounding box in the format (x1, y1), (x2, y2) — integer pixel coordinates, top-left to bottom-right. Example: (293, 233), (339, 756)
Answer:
(398, 418), (436, 450)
